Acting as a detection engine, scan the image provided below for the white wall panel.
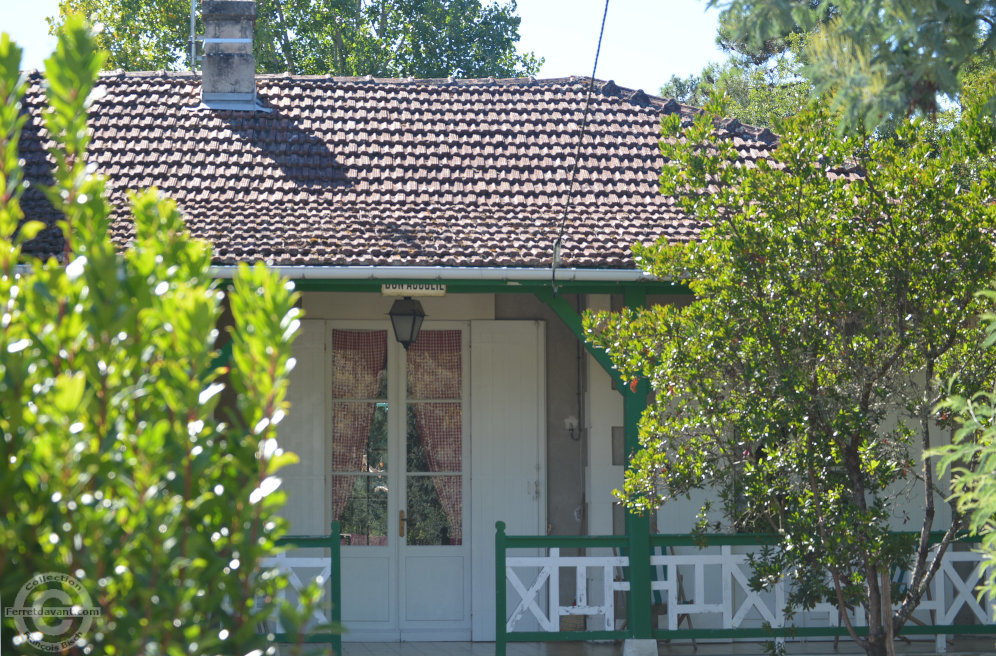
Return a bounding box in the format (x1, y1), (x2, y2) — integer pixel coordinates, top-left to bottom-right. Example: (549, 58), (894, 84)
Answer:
(279, 319), (327, 535)
(584, 295), (624, 538)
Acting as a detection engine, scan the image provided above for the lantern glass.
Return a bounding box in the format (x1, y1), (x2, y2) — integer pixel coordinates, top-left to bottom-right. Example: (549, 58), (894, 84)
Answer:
(388, 297), (426, 350)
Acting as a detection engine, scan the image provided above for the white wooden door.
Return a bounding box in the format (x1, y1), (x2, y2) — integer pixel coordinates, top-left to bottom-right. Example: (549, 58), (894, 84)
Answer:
(398, 325), (471, 640)
(280, 318), (545, 642)
(470, 320), (546, 641)
(331, 323), (471, 641)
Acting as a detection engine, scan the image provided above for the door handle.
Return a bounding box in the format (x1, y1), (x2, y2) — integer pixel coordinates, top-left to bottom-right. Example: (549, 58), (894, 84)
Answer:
(399, 509), (407, 537)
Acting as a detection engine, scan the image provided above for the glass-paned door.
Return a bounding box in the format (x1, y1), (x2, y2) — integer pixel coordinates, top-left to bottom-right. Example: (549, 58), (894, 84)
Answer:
(330, 329), (389, 546)
(405, 330), (463, 546)
(331, 324), (470, 641)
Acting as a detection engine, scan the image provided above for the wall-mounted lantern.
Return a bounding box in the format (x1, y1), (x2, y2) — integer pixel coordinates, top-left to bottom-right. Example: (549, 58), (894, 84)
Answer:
(388, 297), (426, 350)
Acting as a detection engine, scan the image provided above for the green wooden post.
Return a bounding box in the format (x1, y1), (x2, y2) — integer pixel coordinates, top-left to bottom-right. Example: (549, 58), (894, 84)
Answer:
(623, 288), (653, 640)
(331, 520), (342, 656)
(210, 339), (232, 371)
(496, 521), (507, 656)
(533, 285), (658, 640)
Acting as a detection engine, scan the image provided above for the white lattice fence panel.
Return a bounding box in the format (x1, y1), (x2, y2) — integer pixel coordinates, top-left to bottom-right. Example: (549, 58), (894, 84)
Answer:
(260, 553), (333, 632)
(505, 549), (629, 632)
(651, 547), (784, 631)
(723, 547), (784, 628)
(652, 551), (724, 629)
(651, 544), (995, 641)
(933, 550), (995, 625)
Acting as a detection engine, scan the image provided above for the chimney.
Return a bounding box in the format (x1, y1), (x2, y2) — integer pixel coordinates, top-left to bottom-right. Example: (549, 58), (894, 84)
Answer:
(200, 0), (260, 110)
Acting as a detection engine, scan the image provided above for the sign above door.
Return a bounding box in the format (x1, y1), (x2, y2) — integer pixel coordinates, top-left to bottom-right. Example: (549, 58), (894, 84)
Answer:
(381, 283), (447, 297)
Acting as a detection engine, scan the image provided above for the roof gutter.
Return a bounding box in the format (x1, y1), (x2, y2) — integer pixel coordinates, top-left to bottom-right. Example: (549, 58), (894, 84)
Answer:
(209, 265), (657, 283)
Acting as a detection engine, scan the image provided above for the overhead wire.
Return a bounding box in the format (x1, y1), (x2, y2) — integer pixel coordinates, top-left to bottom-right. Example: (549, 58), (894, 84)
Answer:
(551, 0), (611, 295)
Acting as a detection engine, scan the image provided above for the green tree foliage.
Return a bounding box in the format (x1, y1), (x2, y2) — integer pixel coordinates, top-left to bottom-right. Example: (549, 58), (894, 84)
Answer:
(933, 295), (996, 619)
(711, 0), (996, 129)
(929, 76), (996, 616)
(662, 29), (993, 132)
(660, 34), (813, 129)
(714, 0), (835, 65)
(585, 90), (996, 656)
(55, 0), (541, 77)
(0, 20), (320, 655)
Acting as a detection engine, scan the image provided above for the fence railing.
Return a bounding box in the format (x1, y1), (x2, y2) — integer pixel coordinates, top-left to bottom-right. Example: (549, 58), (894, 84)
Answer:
(258, 521), (342, 655)
(496, 523), (996, 655)
(495, 521), (629, 655)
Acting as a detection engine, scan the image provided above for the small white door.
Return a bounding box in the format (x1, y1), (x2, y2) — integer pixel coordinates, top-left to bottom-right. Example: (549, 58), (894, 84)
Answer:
(470, 320), (546, 641)
(331, 323), (471, 641)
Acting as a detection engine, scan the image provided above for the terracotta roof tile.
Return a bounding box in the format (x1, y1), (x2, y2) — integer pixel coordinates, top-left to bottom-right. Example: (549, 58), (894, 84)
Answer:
(18, 74), (778, 269)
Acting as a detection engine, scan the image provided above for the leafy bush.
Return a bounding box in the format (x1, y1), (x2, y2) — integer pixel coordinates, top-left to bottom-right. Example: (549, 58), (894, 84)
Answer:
(0, 19), (318, 655)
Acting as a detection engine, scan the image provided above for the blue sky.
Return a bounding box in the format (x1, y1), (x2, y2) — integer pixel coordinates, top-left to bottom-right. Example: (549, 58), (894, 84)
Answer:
(2, 0), (727, 95)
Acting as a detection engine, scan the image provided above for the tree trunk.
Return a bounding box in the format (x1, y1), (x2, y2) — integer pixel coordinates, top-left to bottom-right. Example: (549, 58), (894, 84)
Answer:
(864, 633), (890, 656)
(842, 439), (888, 656)
(881, 570), (896, 656)
(864, 567), (885, 656)
(273, 0), (296, 73)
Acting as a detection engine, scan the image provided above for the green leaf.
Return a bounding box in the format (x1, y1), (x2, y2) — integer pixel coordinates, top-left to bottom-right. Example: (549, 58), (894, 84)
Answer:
(16, 220), (46, 242)
(51, 371), (86, 413)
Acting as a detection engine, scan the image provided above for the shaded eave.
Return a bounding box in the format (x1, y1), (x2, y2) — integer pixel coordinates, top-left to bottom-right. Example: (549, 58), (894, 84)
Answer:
(209, 265), (691, 295)
(209, 263), (685, 390)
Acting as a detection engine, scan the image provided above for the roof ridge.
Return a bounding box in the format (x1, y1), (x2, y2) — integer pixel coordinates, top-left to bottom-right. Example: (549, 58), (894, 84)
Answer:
(653, 98), (778, 143)
(82, 69), (778, 140)
(89, 71), (587, 85)
(85, 70), (661, 93)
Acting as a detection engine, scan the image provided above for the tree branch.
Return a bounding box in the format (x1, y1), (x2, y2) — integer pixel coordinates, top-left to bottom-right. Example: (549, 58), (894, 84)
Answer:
(273, 0), (296, 73)
(808, 432), (868, 650)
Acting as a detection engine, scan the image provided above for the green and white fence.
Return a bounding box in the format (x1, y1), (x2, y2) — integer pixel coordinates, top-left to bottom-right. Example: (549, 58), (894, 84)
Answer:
(495, 522), (631, 649)
(258, 521), (342, 655)
(496, 522), (996, 655)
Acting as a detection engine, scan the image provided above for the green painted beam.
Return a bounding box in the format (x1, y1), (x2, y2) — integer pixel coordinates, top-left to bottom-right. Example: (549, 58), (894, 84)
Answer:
(505, 623), (996, 645)
(506, 630), (629, 641)
(652, 623), (996, 640)
(258, 272), (691, 389)
(502, 534), (629, 549)
(623, 388), (652, 640)
(267, 633), (340, 644)
(534, 285), (656, 639)
(509, 623), (996, 644)
(650, 530), (981, 548)
(532, 289), (626, 389)
(330, 520), (342, 656)
(288, 276), (689, 296)
(496, 522), (508, 656)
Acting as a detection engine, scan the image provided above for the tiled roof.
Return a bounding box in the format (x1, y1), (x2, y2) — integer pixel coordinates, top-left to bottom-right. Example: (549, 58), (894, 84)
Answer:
(18, 73), (779, 270)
